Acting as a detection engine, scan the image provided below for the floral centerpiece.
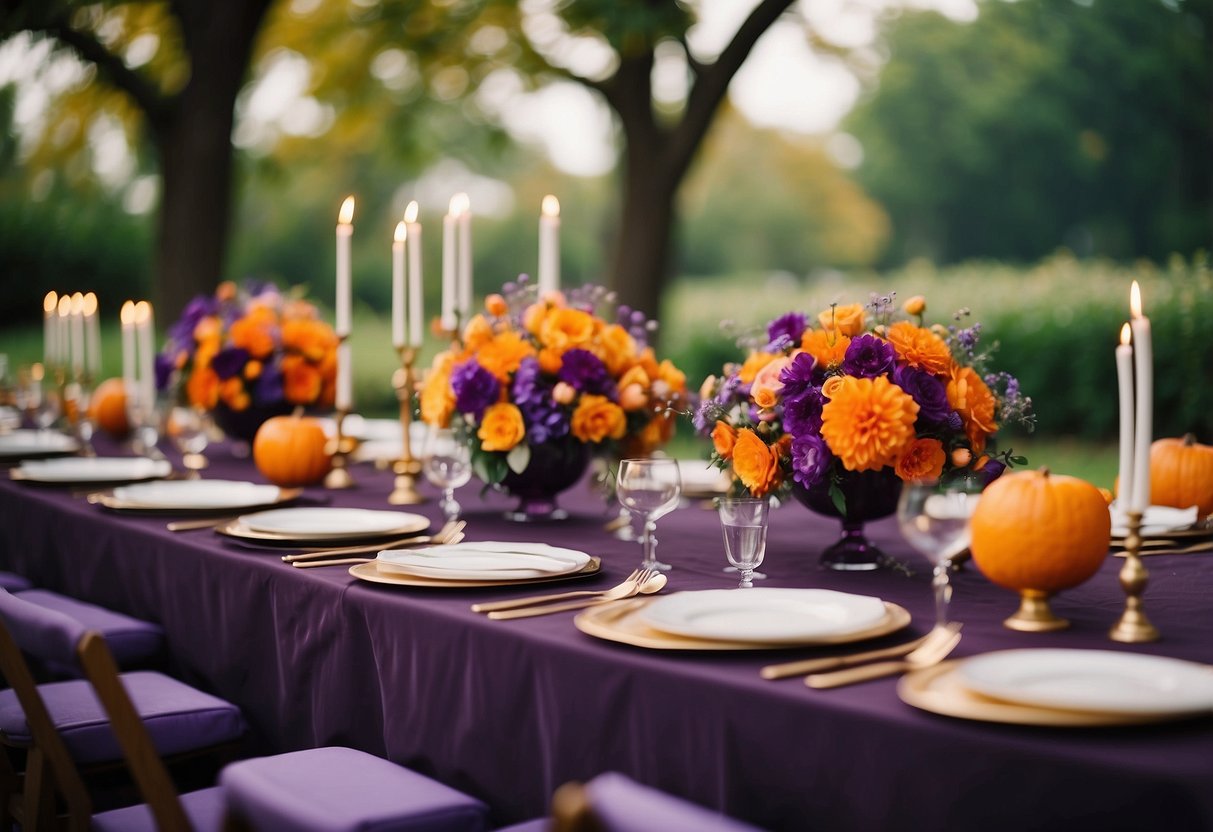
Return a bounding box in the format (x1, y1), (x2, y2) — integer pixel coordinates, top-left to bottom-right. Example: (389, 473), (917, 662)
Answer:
(695, 293), (1032, 569)
(420, 279), (688, 520)
(156, 281), (338, 441)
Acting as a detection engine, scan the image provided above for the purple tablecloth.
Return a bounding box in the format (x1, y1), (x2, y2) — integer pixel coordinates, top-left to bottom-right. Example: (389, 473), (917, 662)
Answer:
(1, 444), (1211, 831)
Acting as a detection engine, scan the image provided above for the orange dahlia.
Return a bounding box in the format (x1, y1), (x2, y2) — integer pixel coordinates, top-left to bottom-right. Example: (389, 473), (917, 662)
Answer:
(800, 330), (851, 369)
(820, 376), (920, 472)
(947, 366), (998, 454)
(886, 322), (952, 376)
(895, 438), (946, 482)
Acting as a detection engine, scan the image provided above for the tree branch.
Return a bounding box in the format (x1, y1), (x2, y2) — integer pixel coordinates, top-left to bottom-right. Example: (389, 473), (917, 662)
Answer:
(665, 0), (795, 181)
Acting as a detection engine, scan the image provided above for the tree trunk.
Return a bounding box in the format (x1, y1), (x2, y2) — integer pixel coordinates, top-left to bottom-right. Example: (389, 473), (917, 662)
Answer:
(610, 149), (677, 327)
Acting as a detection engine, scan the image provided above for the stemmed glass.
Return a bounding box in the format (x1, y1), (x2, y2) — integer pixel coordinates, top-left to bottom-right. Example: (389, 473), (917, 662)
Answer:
(719, 497), (769, 588)
(423, 426), (472, 523)
(166, 406), (209, 478)
(897, 478), (982, 630)
(616, 458), (682, 572)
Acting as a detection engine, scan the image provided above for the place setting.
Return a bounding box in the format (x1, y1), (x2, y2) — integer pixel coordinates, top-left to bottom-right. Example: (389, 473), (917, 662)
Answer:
(347, 540), (602, 589)
(9, 455), (173, 486)
(0, 429), (80, 462)
(88, 478), (301, 514)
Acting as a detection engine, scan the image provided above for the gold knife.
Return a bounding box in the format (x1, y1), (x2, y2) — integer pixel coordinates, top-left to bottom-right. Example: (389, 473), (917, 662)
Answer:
(760, 634), (931, 680)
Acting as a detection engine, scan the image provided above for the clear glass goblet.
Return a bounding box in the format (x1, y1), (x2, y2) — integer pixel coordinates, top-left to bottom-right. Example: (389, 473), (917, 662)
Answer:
(616, 458), (682, 572)
(897, 478), (982, 630)
(423, 427), (472, 523)
(719, 497), (769, 588)
(166, 406), (209, 478)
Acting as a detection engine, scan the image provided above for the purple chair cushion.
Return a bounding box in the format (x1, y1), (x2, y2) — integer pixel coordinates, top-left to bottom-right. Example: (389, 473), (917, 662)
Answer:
(91, 785), (226, 832)
(0, 572), (32, 593)
(221, 746), (489, 832)
(14, 590), (164, 671)
(0, 587), (87, 669)
(0, 671), (245, 764)
(587, 773), (765, 832)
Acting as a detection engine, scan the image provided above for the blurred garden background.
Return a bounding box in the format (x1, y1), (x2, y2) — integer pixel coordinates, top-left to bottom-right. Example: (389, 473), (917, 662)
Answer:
(0, 0), (1210, 487)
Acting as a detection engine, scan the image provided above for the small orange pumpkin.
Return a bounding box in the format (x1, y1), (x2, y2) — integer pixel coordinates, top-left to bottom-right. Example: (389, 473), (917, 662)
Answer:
(89, 378), (130, 437)
(1150, 434), (1213, 516)
(253, 414), (331, 487)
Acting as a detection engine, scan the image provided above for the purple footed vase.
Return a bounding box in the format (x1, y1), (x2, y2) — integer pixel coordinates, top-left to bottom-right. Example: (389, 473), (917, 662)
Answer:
(792, 468), (902, 571)
(500, 441), (591, 522)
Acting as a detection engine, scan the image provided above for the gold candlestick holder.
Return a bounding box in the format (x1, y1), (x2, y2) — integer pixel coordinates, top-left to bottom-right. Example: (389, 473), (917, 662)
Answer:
(1109, 510), (1160, 643)
(388, 346), (425, 505)
(325, 409), (357, 490)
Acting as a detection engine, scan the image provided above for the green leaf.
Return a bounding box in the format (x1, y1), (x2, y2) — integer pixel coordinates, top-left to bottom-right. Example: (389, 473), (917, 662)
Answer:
(828, 483), (847, 516)
(472, 450), (508, 485)
(506, 443), (531, 475)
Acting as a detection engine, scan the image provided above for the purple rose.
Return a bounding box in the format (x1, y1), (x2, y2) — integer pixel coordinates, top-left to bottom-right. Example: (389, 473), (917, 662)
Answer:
(558, 349), (614, 396)
(154, 354), (177, 392)
(783, 386), (824, 438)
(512, 357), (545, 406)
(790, 434), (832, 488)
(211, 347), (250, 381)
(451, 360), (500, 418)
(893, 365), (954, 425)
(167, 295), (218, 348)
(842, 334), (896, 379)
(779, 352), (818, 400)
(521, 398), (570, 444)
(767, 313), (806, 351)
(255, 361), (283, 403)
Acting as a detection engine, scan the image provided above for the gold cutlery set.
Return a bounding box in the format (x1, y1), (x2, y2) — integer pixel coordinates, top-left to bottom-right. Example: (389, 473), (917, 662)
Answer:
(762, 623), (963, 689)
(284, 520), (466, 567)
(470, 568), (668, 620)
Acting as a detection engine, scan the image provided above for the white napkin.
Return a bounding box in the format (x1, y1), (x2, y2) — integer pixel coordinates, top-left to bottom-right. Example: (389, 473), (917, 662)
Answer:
(377, 541), (589, 575)
(1110, 503), (1200, 537)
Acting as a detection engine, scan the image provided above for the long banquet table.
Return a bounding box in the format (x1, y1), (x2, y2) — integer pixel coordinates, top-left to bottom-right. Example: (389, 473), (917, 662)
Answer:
(0, 445), (1210, 831)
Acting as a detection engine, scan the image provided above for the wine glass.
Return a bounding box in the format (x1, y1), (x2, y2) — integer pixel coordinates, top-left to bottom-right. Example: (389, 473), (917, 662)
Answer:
(166, 406), (209, 478)
(897, 478), (982, 630)
(423, 427), (472, 523)
(719, 497), (769, 588)
(616, 458), (682, 572)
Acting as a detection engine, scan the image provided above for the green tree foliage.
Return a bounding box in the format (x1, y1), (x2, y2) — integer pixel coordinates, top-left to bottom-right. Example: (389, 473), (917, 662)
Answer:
(846, 0), (1212, 265)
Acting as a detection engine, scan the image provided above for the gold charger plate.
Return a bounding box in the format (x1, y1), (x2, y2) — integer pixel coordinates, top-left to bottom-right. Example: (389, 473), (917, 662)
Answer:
(348, 557), (602, 588)
(573, 599), (911, 651)
(898, 661), (1194, 727)
(215, 514), (429, 546)
(89, 487), (302, 514)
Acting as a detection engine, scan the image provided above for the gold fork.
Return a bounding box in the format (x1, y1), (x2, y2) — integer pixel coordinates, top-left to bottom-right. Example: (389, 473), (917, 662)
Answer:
(806, 623), (962, 689)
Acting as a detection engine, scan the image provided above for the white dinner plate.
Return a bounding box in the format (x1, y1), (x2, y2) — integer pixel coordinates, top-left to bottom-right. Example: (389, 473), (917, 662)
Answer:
(640, 588), (890, 644)
(377, 541), (591, 581)
(0, 430), (79, 459)
(111, 480), (283, 510)
(13, 457), (171, 484)
(1110, 504), (1200, 538)
(318, 415), (415, 443)
(677, 460), (730, 494)
(0, 407), (19, 431)
(957, 649), (1213, 717)
(240, 507), (428, 539)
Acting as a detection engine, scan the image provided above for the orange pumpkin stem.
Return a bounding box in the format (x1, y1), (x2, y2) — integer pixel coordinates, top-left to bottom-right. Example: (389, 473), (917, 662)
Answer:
(1183, 433), (1195, 446)
(1038, 466), (1050, 478)
(292, 405), (305, 419)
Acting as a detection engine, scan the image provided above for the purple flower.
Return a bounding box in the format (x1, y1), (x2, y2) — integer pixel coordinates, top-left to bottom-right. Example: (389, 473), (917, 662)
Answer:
(978, 458), (1007, 486)
(779, 352), (818, 400)
(520, 399), (570, 444)
(558, 349), (615, 397)
(790, 434), (832, 488)
(767, 313), (806, 352)
(450, 360), (500, 418)
(211, 347), (250, 381)
(893, 365), (954, 425)
(783, 386), (824, 437)
(512, 357), (544, 406)
(842, 334), (896, 379)
(154, 354), (177, 391)
(255, 361), (283, 403)
(167, 295), (218, 348)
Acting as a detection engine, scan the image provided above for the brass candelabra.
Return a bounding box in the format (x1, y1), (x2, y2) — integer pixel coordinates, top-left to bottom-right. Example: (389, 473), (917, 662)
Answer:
(388, 346), (425, 505)
(325, 409), (357, 489)
(1108, 510), (1160, 643)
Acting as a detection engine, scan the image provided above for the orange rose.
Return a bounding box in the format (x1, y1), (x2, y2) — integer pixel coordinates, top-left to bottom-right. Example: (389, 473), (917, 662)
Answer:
(281, 319), (337, 362)
(887, 322), (952, 376)
(801, 330), (851, 369)
(820, 376), (919, 472)
(619, 384), (648, 411)
(821, 376), (847, 399)
(593, 324), (637, 376)
(477, 403), (526, 452)
(631, 347), (661, 381)
(737, 352), (777, 384)
(193, 315), (221, 344)
(619, 365), (651, 392)
(656, 359), (687, 393)
(712, 421), (738, 460)
(818, 303), (866, 336)
(186, 365), (220, 409)
(230, 316), (276, 360)
(947, 366), (998, 454)
(540, 308), (595, 352)
(753, 386), (779, 409)
(537, 347), (564, 375)
(485, 294), (508, 317)
(731, 429), (782, 498)
(477, 331), (536, 381)
(244, 360), (262, 380)
(895, 438), (946, 482)
(462, 314), (495, 353)
(571, 394), (626, 443)
(903, 295), (926, 316)
(219, 377), (250, 412)
(420, 352), (458, 427)
(523, 303), (548, 334)
(216, 281), (237, 302)
(282, 356), (322, 405)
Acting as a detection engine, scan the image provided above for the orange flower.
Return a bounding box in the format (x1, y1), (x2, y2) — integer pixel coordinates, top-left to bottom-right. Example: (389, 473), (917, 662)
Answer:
(753, 386), (779, 409)
(571, 394), (627, 443)
(219, 377), (250, 411)
(282, 299), (319, 321)
(619, 384), (648, 411)
(820, 376), (920, 472)
(895, 438), (946, 482)
(281, 355), (322, 404)
(477, 331), (536, 381)
(186, 365), (220, 409)
(732, 429), (782, 497)
(537, 347), (564, 375)
(887, 322), (952, 376)
(193, 315), (221, 344)
(737, 352), (777, 384)
(485, 294), (508, 317)
(244, 360), (262, 380)
(216, 281), (238, 302)
(462, 314), (495, 353)
(630, 347), (661, 381)
(477, 403), (526, 452)
(420, 352), (458, 427)
(619, 365), (651, 392)
(523, 303), (548, 334)
(230, 316), (276, 360)
(540, 308), (595, 352)
(818, 303), (866, 336)
(903, 295), (926, 316)
(593, 324), (637, 375)
(821, 376), (847, 399)
(947, 366), (998, 454)
(281, 319), (336, 362)
(801, 330), (851, 369)
(712, 421), (738, 460)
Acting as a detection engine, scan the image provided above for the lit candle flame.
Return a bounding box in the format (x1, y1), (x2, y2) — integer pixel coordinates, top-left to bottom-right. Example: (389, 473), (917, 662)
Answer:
(394, 221), (407, 243)
(82, 292), (98, 316)
(1130, 280), (1143, 319)
(541, 194), (560, 217)
(121, 301), (135, 326)
(338, 195), (355, 226)
(43, 291), (58, 313)
(404, 201), (419, 224)
(134, 300), (151, 325)
(1120, 322), (1131, 346)
(70, 292), (85, 314)
(57, 295), (71, 317)
(449, 192), (469, 216)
